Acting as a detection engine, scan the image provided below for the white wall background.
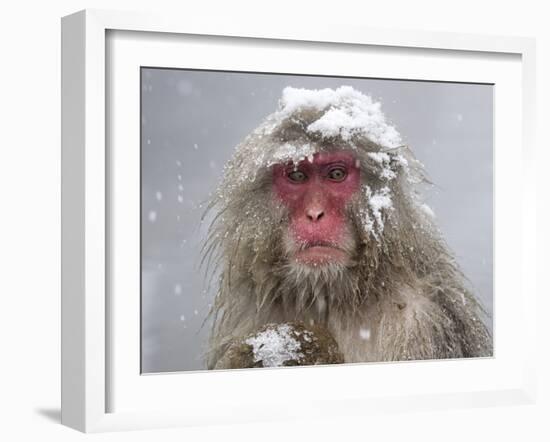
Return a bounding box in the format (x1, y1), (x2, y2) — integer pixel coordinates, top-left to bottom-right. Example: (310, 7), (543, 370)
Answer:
(0, 1), (547, 441)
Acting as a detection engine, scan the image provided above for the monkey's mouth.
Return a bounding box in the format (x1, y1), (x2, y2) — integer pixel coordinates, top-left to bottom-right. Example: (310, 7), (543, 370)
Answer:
(294, 242), (349, 266)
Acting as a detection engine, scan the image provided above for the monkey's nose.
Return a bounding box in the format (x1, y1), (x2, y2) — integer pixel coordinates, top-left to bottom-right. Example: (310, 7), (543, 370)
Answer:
(306, 208), (325, 222)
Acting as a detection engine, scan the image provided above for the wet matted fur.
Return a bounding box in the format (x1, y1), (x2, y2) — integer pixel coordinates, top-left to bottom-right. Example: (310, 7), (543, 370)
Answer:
(203, 87), (492, 369)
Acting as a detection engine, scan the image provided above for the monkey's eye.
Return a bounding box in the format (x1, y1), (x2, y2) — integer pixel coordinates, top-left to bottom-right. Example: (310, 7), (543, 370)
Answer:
(287, 170), (308, 183)
(327, 167), (347, 182)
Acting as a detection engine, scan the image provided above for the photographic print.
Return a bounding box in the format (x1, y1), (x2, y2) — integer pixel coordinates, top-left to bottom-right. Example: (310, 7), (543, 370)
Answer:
(140, 69), (493, 373)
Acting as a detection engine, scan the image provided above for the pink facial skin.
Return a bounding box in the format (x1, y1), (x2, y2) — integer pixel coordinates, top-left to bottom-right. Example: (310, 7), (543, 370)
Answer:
(272, 151), (361, 266)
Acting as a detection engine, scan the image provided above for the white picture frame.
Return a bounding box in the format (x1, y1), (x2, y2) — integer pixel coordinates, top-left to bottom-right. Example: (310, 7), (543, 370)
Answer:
(61, 9), (537, 433)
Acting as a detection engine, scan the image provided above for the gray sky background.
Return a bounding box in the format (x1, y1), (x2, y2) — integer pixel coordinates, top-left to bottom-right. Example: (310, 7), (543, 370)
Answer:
(141, 69), (493, 373)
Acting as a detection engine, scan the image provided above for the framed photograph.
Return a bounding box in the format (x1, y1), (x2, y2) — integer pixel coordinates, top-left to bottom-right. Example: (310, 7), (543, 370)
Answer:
(61, 9), (537, 433)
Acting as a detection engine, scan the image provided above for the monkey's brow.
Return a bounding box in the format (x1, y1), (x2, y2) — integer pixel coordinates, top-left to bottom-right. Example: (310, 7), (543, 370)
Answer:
(287, 159), (353, 170)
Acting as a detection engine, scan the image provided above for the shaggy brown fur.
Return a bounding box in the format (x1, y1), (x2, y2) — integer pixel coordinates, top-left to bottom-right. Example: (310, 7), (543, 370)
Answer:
(203, 92), (492, 369)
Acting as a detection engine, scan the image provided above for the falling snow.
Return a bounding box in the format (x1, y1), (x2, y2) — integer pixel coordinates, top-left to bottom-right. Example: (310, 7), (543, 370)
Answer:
(359, 328), (371, 340)
(176, 79), (193, 96)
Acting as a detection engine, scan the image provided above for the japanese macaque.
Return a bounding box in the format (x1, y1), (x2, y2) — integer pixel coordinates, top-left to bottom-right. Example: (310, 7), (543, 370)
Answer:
(203, 86), (492, 369)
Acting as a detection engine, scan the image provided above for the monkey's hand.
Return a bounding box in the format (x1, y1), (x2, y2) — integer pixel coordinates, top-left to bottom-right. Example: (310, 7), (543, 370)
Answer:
(214, 322), (344, 369)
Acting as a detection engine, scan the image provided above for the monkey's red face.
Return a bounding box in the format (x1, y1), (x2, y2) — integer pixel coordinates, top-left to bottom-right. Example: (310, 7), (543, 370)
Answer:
(272, 151), (361, 267)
